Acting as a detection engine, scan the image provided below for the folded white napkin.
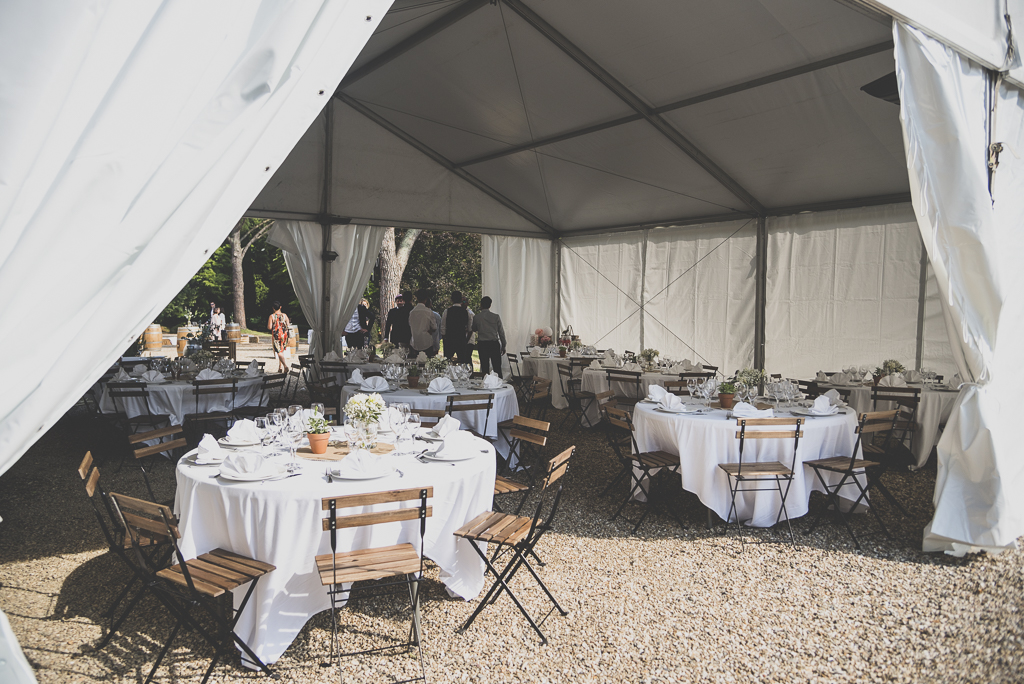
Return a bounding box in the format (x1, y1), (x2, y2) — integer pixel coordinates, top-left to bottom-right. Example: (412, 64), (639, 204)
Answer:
(437, 429), (478, 457)
(622, 362), (643, 372)
(482, 373), (503, 389)
(809, 395), (839, 415)
(588, 360), (603, 370)
(112, 367), (132, 382)
(830, 372), (850, 385)
(385, 352), (406, 364)
(732, 402), (774, 418)
(246, 359), (260, 376)
(432, 414), (461, 437)
(220, 451), (267, 477)
(323, 350), (341, 361)
(603, 349), (616, 358)
(658, 393), (685, 411)
(227, 419), (260, 443)
(180, 359), (196, 371)
(648, 385), (668, 402)
(196, 369), (223, 380)
(350, 368), (364, 384)
(878, 373), (907, 387)
(331, 449), (384, 478)
(141, 369), (164, 383)
(427, 377), (455, 394)
(666, 364), (686, 374)
(823, 389), (841, 406)
(601, 357), (619, 367)
(360, 376), (389, 392)
(529, 347), (542, 358)
(904, 369), (923, 383)
(815, 371), (830, 382)
(416, 352), (428, 363)
(132, 363), (148, 376)
(196, 433), (226, 464)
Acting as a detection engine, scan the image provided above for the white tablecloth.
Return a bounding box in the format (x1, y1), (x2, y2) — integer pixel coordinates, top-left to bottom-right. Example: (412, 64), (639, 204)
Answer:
(580, 369), (678, 424)
(820, 383), (962, 467)
(173, 440), (495, 665)
(97, 375), (265, 425)
(520, 355), (601, 409)
(632, 404), (860, 527)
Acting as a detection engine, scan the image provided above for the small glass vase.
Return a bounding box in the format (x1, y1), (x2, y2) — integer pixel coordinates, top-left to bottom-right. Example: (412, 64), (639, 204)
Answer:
(353, 422), (378, 450)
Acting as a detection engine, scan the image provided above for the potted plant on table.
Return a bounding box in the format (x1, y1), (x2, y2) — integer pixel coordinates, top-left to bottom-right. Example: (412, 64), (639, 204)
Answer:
(557, 344), (568, 358)
(407, 364), (422, 389)
(305, 409), (331, 455)
(717, 381), (737, 409)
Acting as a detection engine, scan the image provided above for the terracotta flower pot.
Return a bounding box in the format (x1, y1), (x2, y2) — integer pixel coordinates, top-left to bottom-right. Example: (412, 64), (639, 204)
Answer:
(718, 393), (735, 409)
(307, 432), (329, 455)
(408, 376), (420, 389)
(559, 349), (567, 358)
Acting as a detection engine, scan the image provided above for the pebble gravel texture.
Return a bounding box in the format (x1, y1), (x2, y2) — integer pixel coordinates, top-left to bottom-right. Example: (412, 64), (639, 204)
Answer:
(1, 353), (1022, 683)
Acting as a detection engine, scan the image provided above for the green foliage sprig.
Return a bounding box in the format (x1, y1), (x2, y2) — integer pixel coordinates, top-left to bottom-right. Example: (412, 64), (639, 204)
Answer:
(874, 359), (906, 376)
(737, 368), (767, 387)
(718, 382), (736, 394)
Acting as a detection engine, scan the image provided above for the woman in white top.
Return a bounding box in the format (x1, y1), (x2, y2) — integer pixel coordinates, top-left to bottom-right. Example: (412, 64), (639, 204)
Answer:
(210, 307), (226, 340)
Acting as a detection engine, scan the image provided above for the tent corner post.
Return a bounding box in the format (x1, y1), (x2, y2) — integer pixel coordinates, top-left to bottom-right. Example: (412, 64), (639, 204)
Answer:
(754, 216), (768, 371)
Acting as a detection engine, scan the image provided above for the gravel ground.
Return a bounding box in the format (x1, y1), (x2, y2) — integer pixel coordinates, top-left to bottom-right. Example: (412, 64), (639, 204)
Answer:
(2, 354), (1022, 683)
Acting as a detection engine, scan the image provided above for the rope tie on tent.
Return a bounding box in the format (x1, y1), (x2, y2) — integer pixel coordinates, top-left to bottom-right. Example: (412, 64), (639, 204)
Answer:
(988, 5), (1019, 183)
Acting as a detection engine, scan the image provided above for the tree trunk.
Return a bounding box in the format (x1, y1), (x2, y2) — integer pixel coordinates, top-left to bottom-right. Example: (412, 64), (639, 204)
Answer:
(378, 227), (421, 324)
(230, 227), (246, 329)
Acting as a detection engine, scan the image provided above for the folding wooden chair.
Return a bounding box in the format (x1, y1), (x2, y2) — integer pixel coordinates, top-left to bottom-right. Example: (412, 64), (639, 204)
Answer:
(106, 382), (172, 435)
(318, 361), (351, 384)
(803, 410), (900, 549)
(234, 360), (265, 371)
(184, 378), (238, 444)
(234, 372), (287, 417)
(494, 415), (550, 511)
(415, 409), (446, 430)
(720, 417), (804, 545)
(870, 386), (922, 467)
(454, 447), (574, 645)
(601, 406), (685, 534)
(317, 487), (432, 683)
(678, 371), (714, 384)
(202, 340), (233, 359)
(128, 425), (187, 504)
(506, 353), (529, 403)
(108, 493), (276, 683)
(445, 393), (494, 439)
(307, 376), (340, 408)
(663, 381), (690, 396)
(604, 368), (643, 407)
(556, 363), (596, 430)
(283, 363), (304, 402)
(523, 377), (552, 420)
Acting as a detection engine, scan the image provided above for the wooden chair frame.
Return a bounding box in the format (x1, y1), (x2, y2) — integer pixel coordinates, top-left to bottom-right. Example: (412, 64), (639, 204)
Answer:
(870, 386), (922, 466)
(234, 372), (287, 418)
(523, 377), (552, 421)
(128, 425), (187, 503)
(604, 368), (644, 407)
(106, 382), (170, 435)
(445, 393), (494, 439)
(495, 415), (550, 510)
(556, 363), (596, 430)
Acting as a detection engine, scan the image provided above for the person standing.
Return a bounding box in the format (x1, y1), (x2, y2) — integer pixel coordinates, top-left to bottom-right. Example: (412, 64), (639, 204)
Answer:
(209, 301), (217, 324)
(384, 292), (413, 348)
(361, 298), (377, 342)
(441, 291), (472, 364)
(210, 306), (226, 340)
(343, 299), (369, 349)
(472, 296), (505, 376)
(408, 289), (438, 357)
(267, 301), (291, 373)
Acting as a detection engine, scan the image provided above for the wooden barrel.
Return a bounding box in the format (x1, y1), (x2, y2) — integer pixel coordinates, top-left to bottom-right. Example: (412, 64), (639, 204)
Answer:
(225, 322), (241, 343)
(176, 326), (198, 357)
(143, 324), (163, 352)
(288, 325), (299, 355)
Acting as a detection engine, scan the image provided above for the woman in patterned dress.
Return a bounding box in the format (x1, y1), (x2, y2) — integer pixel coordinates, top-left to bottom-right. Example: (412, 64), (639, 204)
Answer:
(267, 301), (291, 372)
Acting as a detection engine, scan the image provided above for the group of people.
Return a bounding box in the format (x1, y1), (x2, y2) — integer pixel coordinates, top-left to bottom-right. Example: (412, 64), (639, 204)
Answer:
(378, 290), (506, 375)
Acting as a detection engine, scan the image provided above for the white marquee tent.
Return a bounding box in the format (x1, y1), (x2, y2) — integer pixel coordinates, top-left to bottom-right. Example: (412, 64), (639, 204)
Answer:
(0, 0), (1022, 560)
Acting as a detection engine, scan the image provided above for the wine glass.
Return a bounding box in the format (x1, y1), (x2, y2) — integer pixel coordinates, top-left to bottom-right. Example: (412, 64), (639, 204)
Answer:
(734, 381), (747, 405)
(686, 377), (697, 399)
(407, 413), (422, 445)
(254, 417), (268, 445)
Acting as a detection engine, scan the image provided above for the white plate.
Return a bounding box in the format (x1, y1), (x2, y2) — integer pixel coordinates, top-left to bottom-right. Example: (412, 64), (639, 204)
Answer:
(654, 405), (704, 414)
(219, 437), (261, 448)
(183, 453), (224, 467)
(423, 389), (460, 395)
(421, 449), (478, 462)
(218, 463), (288, 481)
(330, 466), (396, 480)
(414, 428), (443, 440)
(790, 407), (840, 417)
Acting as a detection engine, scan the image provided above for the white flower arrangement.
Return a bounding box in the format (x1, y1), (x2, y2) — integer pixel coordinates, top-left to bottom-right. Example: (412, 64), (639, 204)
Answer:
(640, 348), (660, 364)
(425, 356), (449, 374)
(736, 368), (767, 387)
(343, 393), (385, 424)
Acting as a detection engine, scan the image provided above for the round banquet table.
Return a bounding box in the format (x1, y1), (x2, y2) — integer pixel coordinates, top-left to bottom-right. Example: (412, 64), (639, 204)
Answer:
(339, 384), (518, 456)
(631, 403), (861, 527)
(580, 368), (679, 424)
(97, 374), (265, 425)
(520, 355), (601, 409)
(173, 438), (495, 666)
(819, 382), (963, 467)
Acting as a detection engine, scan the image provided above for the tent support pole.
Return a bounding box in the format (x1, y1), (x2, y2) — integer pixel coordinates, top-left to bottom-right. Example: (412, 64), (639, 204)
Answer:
(554, 240), (562, 333)
(915, 241), (928, 370)
(319, 99), (335, 359)
(754, 216), (767, 371)
(639, 229), (648, 351)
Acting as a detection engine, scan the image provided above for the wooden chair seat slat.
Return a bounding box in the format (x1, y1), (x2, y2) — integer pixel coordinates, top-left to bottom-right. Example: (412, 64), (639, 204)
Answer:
(495, 475), (530, 494)
(203, 548), (278, 574)
(455, 511), (509, 539)
(635, 451), (680, 468)
(718, 462), (792, 476)
(321, 506), (432, 531)
(322, 487), (435, 510)
(803, 456), (881, 472)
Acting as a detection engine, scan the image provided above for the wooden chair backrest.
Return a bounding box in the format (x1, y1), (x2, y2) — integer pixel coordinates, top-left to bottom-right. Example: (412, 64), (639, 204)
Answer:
(734, 417), (804, 440)
(262, 372), (287, 389)
(702, 365), (719, 374)
(236, 360), (266, 370)
(556, 363), (572, 378)
(193, 378), (237, 395)
(446, 393), (494, 414)
(109, 492), (180, 540)
(678, 372), (714, 380)
(78, 451), (94, 480)
(857, 409), (900, 434)
(107, 382), (150, 399)
(202, 341), (232, 357)
(321, 487), (433, 530)
(416, 409), (446, 428)
(594, 389), (616, 405)
(509, 414), (550, 447)
(542, 446), (574, 488)
(512, 414), (549, 431)
(119, 359), (150, 369)
(871, 386), (921, 410)
(130, 426), (187, 459)
(663, 381), (689, 395)
(85, 467), (100, 498)
(605, 405), (633, 431)
(319, 361), (349, 374)
(530, 377), (552, 401)
(289, 364), (303, 378)
(605, 369), (641, 381)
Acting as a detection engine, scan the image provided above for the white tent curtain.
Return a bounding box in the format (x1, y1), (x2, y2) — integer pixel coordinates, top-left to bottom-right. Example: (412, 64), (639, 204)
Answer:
(643, 221), (757, 374)
(268, 222), (387, 359)
(481, 235), (554, 374)
(0, 0), (391, 476)
(896, 23), (1024, 553)
(559, 233), (644, 353)
(765, 204), (929, 379)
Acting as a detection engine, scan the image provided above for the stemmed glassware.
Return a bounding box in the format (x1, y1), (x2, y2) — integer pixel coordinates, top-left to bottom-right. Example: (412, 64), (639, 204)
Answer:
(254, 417), (268, 446)
(734, 381), (747, 405)
(686, 377), (698, 400)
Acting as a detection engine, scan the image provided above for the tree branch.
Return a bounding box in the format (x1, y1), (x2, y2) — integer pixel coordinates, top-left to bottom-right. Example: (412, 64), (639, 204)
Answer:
(240, 219), (274, 256)
(396, 228), (421, 272)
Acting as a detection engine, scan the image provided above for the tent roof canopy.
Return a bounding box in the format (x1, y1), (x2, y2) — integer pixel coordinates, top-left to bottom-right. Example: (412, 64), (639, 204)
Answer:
(250, 0), (914, 237)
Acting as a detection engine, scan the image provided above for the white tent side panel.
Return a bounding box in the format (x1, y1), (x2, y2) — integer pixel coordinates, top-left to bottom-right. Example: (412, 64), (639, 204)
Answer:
(248, 109), (326, 216)
(559, 233), (644, 353)
(643, 221), (757, 374)
(764, 204), (923, 379)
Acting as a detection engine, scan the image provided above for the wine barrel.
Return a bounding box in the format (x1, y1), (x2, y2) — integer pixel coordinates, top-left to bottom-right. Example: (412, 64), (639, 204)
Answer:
(225, 322), (241, 343)
(288, 325), (299, 355)
(176, 326), (199, 357)
(143, 324), (163, 352)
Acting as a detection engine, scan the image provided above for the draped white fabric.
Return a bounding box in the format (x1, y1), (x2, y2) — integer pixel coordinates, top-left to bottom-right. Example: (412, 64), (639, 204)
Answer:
(268, 222), (386, 359)
(0, 0), (391, 476)
(765, 204), (934, 379)
(560, 234), (644, 352)
(896, 23), (1024, 553)
(643, 221), (757, 374)
(481, 235), (553, 373)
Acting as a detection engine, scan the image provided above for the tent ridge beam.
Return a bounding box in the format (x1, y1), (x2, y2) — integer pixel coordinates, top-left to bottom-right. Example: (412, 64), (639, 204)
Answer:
(336, 92), (558, 237)
(338, 0), (489, 90)
(499, 0), (766, 214)
(453, 39), (893, 169)
(766, 192), (912, 216)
